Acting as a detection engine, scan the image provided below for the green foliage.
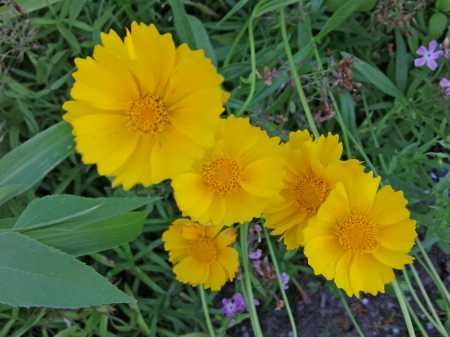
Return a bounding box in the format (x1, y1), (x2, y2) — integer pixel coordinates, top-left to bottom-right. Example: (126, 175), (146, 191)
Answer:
(0, 0), (449, 335)
(0, 232), (134, 308)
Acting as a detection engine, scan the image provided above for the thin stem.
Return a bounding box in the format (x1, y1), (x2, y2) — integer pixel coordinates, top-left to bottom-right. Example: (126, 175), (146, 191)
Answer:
(263, 227), (297, 337)
(328, 92), (352, 159)
(408, 265), (448, 335)
(402, 268), (447, 335)
(240, 224), (263, 337)
(416, 239), (450, 305)
(362, 94), (388, 172)
(279, 8), (319, 138)
(404, 290), (429, 337)
(235, 1), (268, 117)
(337, 290), (364, 337)
(392, 278), (416, 337)
(223, 20), (249, 67)
(198, 285), (216, 337)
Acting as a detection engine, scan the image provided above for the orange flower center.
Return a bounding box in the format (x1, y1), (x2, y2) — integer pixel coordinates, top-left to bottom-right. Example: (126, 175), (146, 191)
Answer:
(336, 215), (378, 254)
(189, 237), (217, 263)
(202, 158), (242, 194)
(292, 175), (330, 214)
(126, 95), (169, 136)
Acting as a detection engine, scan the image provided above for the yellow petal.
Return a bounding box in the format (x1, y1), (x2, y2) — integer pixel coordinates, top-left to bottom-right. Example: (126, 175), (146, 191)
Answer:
(372, 245), (414, 269)
(304, 236), (344, 280)
(344, 172), (380, 216)
(217, 247), (239, 280)
(368, 185), (410, 226)
(315, 182), (350, 224)
(215, 228), (237, 249)
(101, 29), (130, 59)
(377, 218), (417, 252)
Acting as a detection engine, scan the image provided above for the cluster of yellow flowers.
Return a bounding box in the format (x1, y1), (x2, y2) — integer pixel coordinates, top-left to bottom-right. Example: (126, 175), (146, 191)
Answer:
(63, 23), (417, 297)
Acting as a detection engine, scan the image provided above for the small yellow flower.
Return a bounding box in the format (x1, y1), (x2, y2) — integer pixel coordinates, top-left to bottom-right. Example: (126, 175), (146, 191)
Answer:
(304, 172), (417, 297)
(63, 22), (229, 189)
(171, 115), (285, 226)
(263, 130), (363, 250)
(162, 219), (239, 291)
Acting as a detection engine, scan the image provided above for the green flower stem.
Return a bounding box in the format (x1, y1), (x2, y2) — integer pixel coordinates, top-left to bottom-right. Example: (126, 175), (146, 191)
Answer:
(223, 20), (249, 67)
(327, 92), (353, 159)
(416, 239), (450, 304)
(279, 7), (319, 139)
(263, 227), (297, 337)
(236, 1), (267, 117)
(392, 278), (416, 337)
(407, 265), (448, 335)
(337, 289), (364, 337)
(402, 268), (446, 335)
(362, 94), (388, 172)
(240, 223), (263, 337)
(404, 290), (429, 337)
(198, 285), (216, 337)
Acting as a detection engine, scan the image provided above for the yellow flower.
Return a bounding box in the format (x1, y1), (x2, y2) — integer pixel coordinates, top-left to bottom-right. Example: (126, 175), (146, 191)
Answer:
(63, 22), (229, 189)
(162, 219), (239, 291)
(171, 115), (285, 226)
(304, 172), (417, 297)
(263, 130), (363, 250)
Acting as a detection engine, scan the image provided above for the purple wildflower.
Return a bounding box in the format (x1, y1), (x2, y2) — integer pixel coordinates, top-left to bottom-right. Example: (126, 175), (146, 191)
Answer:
(280, 272), (290, 290)
(221, 298), (238, 317)
(233, 293), (246, 311)
(440, 78), (450, 95)
(221, 293), (260, 317)
(252, 259), (264, 276)
(249, 249), (262, 260)
(414, 41), (443, 70)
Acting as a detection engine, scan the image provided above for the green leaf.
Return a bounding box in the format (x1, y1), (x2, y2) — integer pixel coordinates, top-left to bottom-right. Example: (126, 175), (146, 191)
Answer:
(313, 0), (363, 43)
(341, 52), (406, 100)
(26, 212), (147, 257)
(187, 15), (217, 66)
(0, 122), (74, 201)
(14, 195), (158, 230)
(69, 0), (88, 21)
(170, 0), (197, 49)
(0, 232), (135, 308)
(0, 185), (23, 207)
(395, 29), (408, 94)
(0, 0), (63, 17)
(254, 0), (300, 17)
(339, 91), (356, 136)
(216, 0), (248, 26)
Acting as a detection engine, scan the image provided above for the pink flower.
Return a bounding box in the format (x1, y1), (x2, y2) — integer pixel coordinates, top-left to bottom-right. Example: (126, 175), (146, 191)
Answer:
(440, 78), (450, 95)
(414, 41), (443, 70)
(249, 249), (262, 260)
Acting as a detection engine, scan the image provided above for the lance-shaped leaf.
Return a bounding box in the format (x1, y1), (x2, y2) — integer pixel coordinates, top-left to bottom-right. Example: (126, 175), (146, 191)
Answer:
(26, 212), (148, 257)
(0, 232), (135, 308)
(0, 122), (74, 205)
(14, 195), (158, 230)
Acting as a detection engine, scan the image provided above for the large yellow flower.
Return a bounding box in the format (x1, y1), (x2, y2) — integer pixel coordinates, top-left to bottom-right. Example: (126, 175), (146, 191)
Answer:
(162, 219), (239, 291)
(304, 172), (417, 297)
(171, 115), (285, 226)
(263, 130), (363, 250)
(63, 22), (229, 189)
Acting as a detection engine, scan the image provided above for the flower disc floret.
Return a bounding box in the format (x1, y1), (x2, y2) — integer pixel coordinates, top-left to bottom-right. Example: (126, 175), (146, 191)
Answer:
(336, 215), (378, 253)
(126, 95), (169, 135)
(189, 237), (217, 263)
(292, 175), (331, 214)
(203, 158), (242, 194)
